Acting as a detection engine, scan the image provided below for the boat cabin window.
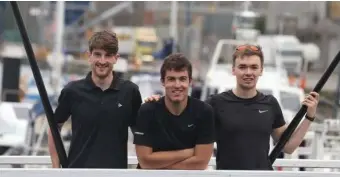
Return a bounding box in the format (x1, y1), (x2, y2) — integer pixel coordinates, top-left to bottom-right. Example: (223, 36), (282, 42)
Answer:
(280, 91), (301, 112)
(278, 50), (302, 57)
(217, 45), (236, 65)
(234, 15), (257, 29)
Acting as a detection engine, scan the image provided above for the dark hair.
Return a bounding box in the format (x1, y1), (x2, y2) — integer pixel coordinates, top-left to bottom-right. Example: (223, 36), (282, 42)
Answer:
(160, 53), (192, 81)
(232, 45), (264, 66)
(88, 30), (118, 54)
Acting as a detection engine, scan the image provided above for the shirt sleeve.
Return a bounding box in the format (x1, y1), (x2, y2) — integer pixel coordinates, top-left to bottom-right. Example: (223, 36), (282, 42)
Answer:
(54, 87), (73, 124)
(271, 96), (286, 129)
(129, 85), (142, 132)
(133, 103), (153, 147)
(196, 103), (215, 144)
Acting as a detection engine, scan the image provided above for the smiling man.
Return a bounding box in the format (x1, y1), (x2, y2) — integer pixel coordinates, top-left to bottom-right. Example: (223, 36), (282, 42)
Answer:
(133, 53), (215, 170)
(48, 30), (142, 168)
(206, 44), (320, 170)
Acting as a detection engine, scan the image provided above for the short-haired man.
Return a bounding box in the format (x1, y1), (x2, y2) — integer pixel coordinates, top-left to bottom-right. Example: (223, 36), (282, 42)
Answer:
(144, 45), (320, 170)
(48, 30), (142, 168)
(206, 44), (319, 170)
(133, 53), (215, 170)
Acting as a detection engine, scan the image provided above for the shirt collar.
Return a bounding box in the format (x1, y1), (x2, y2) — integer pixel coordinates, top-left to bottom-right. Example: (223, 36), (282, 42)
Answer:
(85, 71), (120, 91)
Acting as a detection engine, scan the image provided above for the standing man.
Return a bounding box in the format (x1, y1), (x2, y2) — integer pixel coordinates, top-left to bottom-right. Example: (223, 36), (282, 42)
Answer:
(144, 45), (320, 170)
(205, 44), (319, 170)
(133, 53), (215, 170)
(48, 30), (142, 168)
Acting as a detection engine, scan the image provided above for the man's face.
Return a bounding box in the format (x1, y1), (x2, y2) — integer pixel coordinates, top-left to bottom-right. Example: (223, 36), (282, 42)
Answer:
(232, 55), (263, 90)
(162, 69), (191, 103)
(88, 49), (119, 79)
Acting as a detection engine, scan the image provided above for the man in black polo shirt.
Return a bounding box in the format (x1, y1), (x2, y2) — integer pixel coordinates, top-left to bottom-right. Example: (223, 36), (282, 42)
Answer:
(133, 53), (214, 170)
(47, 30), (142, 168)
(205, 44), (319, 170)
(145, 45), (320, 170)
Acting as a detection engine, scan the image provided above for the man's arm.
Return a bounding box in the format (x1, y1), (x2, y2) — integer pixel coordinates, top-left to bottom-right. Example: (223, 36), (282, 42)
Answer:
(48, 123), (64, 168)
(135, 145), (194, 169)
(271, 92), (319, 154)
(47, 87), (72, 168)
(164, 144), (213, 170)
(272, 119), (313, 154)
(165, 104), (215, 170)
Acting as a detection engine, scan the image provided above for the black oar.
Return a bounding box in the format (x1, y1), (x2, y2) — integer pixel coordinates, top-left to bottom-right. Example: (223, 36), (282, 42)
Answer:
(269, 50), (340, 164)
(10, 1), (68, 168)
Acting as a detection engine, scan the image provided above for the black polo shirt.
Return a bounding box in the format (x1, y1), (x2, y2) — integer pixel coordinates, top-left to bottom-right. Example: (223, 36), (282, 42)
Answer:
(54, 71), (142, 168)
(206, 90), (285, 170)
(133, 96), (215, 169)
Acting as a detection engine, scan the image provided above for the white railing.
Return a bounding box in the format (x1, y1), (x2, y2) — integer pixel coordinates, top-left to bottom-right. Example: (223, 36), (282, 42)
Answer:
(1, 168), (340, 177)
(2, 156), (340, 177)
(1, 156), (340, 169)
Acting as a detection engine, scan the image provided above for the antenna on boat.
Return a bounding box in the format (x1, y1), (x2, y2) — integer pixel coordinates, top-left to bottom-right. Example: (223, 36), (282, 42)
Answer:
(269, 50), (340, 164)
(9, 1), (69, 168)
